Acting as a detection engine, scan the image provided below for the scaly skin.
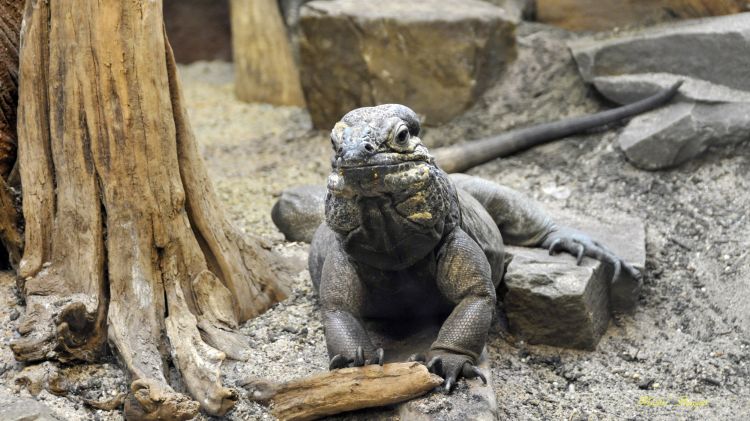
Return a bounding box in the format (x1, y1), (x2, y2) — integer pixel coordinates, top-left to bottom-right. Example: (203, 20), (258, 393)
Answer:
(303, 104), (640, 392)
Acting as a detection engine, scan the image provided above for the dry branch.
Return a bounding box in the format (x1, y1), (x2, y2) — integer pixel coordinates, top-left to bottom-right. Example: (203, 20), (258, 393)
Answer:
(245, 362), (443, 421)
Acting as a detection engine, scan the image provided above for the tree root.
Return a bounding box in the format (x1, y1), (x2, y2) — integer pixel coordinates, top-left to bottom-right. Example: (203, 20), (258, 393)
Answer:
(124, 379), (200, 421)
(84, 392), (128, 411)
(12, 291), (106, 363)
(163, 250), (239, 416)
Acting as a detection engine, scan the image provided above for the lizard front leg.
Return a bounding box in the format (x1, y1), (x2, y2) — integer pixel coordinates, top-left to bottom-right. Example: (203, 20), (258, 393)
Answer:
(319, 241), (383, 369)
(429, 228), (496, 392)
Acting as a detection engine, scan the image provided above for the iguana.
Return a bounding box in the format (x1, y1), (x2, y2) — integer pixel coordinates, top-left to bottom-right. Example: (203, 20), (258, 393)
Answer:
(272, 83), (680, 391)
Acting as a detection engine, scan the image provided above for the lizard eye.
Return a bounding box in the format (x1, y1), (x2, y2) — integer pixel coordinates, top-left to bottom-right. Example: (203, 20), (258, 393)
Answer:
(395, 126), (410, 145)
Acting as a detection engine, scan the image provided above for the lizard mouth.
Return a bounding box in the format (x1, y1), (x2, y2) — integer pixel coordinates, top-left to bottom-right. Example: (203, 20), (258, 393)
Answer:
(334, 152), (432, 171)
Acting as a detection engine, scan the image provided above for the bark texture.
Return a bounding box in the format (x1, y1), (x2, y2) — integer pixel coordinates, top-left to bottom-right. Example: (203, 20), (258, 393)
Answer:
(0, 0), (23, 267)
(245, 363), (443, 421)
(230, 0), (306, 106)
(11, 0), (291, 418)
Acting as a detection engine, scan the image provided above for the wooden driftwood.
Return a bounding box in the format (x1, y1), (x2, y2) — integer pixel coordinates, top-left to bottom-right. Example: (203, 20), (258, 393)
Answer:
(244, 362), (443, 421)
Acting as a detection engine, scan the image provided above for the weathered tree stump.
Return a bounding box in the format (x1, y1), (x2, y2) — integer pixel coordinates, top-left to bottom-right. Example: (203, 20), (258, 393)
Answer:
(10, 0), (292, 418)
(230, 0), (306, 106)
(0, 0), (23, 268)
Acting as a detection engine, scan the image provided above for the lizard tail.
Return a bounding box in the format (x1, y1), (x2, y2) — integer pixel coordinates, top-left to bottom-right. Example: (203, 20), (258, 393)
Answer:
(432, 81), (683, 173)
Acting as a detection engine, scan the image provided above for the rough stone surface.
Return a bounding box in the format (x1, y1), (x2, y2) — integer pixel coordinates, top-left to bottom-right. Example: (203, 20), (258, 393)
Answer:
(537, 0), (749, 32)
(0, 394), (61, 420)
(554, 212), (646, 313)
(570, 13), (750, 92)
(504, 245), (608, 350)
(588, 73), (750, 105)
(504, 211), (645, 349)
(298, 0), (517, 129)
(618, 102), (750, 170)
(569, 13), (750, 169)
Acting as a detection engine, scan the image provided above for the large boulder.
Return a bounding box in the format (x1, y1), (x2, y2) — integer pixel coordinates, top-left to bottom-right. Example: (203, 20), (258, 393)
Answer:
(569, 14), (750, 169)
(504, 212), (645, 350)
(298, 0), (517, 129)
(537, 0), (748, 32)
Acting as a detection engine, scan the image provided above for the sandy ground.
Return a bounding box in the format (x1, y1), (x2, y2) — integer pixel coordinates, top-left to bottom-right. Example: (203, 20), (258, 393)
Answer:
(1, 22), (748, 420)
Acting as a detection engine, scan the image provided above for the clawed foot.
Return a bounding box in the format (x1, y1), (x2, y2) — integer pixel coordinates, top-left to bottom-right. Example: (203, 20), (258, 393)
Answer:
(329, 346), (384, 369)
(542, 228), (642, 282)
(409, 352), (486, 393)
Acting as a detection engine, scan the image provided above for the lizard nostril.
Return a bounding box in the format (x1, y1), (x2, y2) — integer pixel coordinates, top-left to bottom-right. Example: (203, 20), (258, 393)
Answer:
(363, 143), (375, 152)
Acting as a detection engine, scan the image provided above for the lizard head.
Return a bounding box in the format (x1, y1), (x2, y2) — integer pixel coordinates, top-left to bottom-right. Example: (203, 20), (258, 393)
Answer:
(327, 104), (440, 196)
(324, 104), (459, 269)
(330, 104), (432, 170)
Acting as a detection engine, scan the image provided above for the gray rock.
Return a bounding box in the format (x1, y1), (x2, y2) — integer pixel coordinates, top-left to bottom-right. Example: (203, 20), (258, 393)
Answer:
(504, 246), (608, 350)
(570, 13), (750, 92)
(568, 14), (750, 169)
(590, 73), (750, 105)
(298, 0), (517, 129)
(618, 102), (750, 170)
(504, 212), (645, 349)
(0, 393), (61, 421)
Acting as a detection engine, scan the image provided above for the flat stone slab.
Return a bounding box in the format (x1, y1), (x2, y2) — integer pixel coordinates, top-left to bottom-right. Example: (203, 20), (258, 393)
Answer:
(568, 13), (750, 169)
(570, 13), (750, 93)
(298, 0), (517, 129)
(618, 101), (750, 170)
(504, 211), (645, 350)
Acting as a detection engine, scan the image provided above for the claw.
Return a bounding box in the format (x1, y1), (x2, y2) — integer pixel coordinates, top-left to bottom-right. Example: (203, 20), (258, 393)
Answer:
(462, 363), (487, 384)
(471, 366), (487, 384)
(367, 348), (384, 366)
(374, 348), (384, 366)
(408, 353), (425, 363)
(443, 375), (455, 393)
(612, 260), (622, 282)
(426, 356), (443, 375)
(575, 243), (585, 265)
(354, 346), (365, 367)
(329, 354), (352, 370)
(548, 238), (562, 255)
